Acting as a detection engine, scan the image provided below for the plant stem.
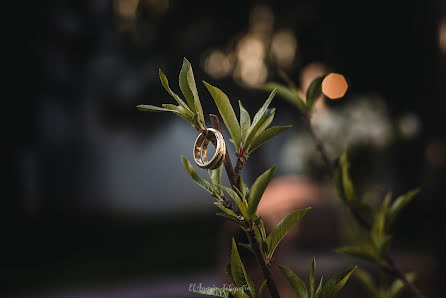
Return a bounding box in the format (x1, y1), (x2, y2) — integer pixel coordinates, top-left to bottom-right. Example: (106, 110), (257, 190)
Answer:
(301, 112), (425, 298)
(209, 114), (281, 298)
(247, 228), (281, 298)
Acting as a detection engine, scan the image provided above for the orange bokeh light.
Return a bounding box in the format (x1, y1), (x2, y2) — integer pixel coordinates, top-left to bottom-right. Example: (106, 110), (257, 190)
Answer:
(322, 73), (348, 99)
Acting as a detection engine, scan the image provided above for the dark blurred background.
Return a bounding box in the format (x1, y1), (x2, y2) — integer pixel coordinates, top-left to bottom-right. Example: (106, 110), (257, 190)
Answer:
(8, 0), (446, 297)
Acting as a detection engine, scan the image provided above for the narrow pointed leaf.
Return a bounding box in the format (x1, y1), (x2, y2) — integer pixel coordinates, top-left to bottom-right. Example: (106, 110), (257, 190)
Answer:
(247, 164), (278, 217)
(231, 238), (246, 288)
(372, 193), (391, 251)
(159, 69), (191, 113)
(226, 263), (236, 286)
(266, 207), (311, 258)
(340, 151), (356, 203)
(247, 126), (292, 154)
(204, 81), (241, 148)
(320, 266), (356, 298)
(263, 82), (306, 112)
(239, 101), (251, 144)
(310, 258), (316, 298)
(240, 176), (249, 198)
(161, 104), (194, 121)
(136, 104), (171, 112)
(216, 213), (245, 226)
(211, 164), (223, 187)
(387, 188), (420, 227)
(306, 76), (325, 112)
(252, 89), (276, 128)
(245, 108), (275, 151)
(278, 265), (308, 298)
(214, 202), (238, 217)
(314, 276), (323, 298)
(181, 156), (216, 195)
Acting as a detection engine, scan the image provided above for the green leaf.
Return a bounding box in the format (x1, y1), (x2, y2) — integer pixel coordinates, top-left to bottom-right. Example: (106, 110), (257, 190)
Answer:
(136, 104), (171, 112)
(258, 280), (267, 298)
(278, 265), (308, 298)
(159, 69), (192, 113)
(238, 243), (255, 255)
(262, 82), (306, 112)
(247, 164), (278, 217)
(179, 58), (205, 128)
(247, 126), (292, 155)
(262, 82), (307, 112)
(266, 207), (311, 258)
(214, 202), (238, 217)
(211, 164), (223, 188)
(181, 156), (216, 196)
(387, 188), (420, 227)
(372, 193), (391, 253)
(257, 218), (267, 242)
(252, 89), (276, 129)
(226, 263), (236, 285)
(194, 287), (231, 297)
(354, 269), (377, 296)
(239, 101), (251, 145)
(245, 108), (275, 152)
(320, 266), (356, 298)
(161, 103), (194, 122)
(240, 176), (249, 198)
(314, 276), (323, 298)
(335, 246), (378, 263)
(215, 184), (249, 219)
(340, 151), (356, 203)
(230, 239), (255, 298)
(203, 81), (241, 148)
(231, 238), (247, 288)
(310, 258), (316, 298)
(306, 76), (325, 112)
(216, 213), (245, 226)
(388, 272), (416, 298)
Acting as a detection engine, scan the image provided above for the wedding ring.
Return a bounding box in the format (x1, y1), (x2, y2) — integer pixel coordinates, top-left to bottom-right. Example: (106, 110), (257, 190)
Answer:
(193, 128), (226, 169)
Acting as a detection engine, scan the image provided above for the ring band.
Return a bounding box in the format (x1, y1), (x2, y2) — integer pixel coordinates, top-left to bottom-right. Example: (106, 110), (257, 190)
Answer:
(193, 128), (226, 169)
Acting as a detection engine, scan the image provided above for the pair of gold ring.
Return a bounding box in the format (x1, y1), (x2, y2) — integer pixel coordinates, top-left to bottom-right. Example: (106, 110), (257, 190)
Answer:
(193, 128), (226, 169)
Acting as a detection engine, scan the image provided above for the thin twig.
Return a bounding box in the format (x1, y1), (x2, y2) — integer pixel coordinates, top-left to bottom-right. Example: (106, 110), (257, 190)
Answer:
(301, 112), (425, 298)
(209, 114), (281, 298)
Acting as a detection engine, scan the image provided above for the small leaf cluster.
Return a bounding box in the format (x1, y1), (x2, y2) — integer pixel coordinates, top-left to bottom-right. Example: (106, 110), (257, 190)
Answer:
(263, 71), (325, 115)
(334, 151), (420, 269)
(137, 58), (206, 130)
(137, 58), (291, 160)
(204, 83), (291, 158)
(279, 258), (356, 298)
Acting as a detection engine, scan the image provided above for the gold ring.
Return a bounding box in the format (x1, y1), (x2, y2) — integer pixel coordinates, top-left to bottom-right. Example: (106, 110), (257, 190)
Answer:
(193, 128), (226, 169)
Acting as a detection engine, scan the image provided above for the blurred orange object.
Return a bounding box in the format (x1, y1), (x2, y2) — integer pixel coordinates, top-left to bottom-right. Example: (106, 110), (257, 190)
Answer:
(322, 73), (348, 99)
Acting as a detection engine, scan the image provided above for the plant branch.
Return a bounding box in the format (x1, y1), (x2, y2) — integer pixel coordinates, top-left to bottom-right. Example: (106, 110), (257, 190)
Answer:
(209, 114), (239, 188)
(301, 112), (425, 298)
(247, 228), (281, 298)
(209, 114), (281, 298)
